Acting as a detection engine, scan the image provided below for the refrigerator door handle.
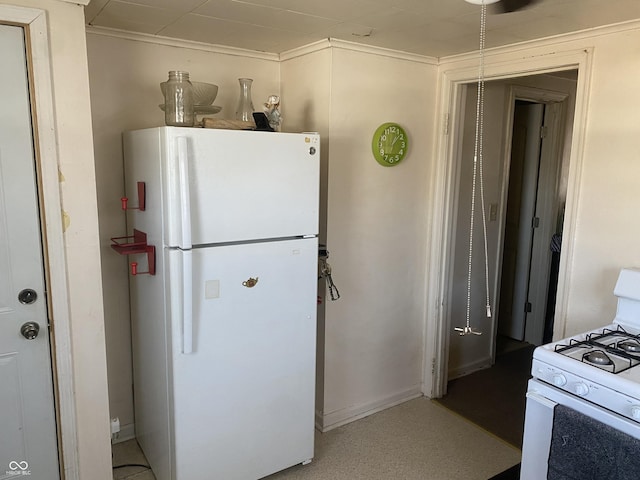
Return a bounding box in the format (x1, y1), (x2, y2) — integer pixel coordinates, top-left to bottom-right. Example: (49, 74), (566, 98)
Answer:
(176, 136), (193, 249)
(182, 249), (194, 354)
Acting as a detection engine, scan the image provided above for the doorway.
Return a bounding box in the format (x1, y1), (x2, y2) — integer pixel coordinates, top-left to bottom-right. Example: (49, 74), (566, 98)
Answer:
(446, 75), (576, 380)
(424, 46), (592, 415)
(0, 23), (60, 478)
(436, 72), (578, 447)
(0, 5), (104, 479)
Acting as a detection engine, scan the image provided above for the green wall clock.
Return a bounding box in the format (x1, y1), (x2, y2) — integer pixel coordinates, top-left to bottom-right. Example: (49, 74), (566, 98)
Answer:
(372, 122), (408, 167)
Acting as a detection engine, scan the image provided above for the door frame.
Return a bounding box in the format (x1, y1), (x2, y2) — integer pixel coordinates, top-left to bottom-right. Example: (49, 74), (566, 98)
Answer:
(423, 46), (593, 398)
(1, 6), (79, 479)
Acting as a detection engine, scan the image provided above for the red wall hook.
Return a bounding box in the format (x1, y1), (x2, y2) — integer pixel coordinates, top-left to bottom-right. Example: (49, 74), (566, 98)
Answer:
(111, 229), (156, 276)
(130, 259), (155, 276)
(121, 182), (146, 211)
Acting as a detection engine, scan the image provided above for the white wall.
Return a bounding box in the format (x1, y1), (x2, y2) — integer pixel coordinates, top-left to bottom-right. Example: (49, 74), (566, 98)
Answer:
(561, 28), (640, 335)
(86, 30), (280, 431)
(323, 48), (436, 428)
(280, 45), (332, 418)
(283, 41), (438, 430)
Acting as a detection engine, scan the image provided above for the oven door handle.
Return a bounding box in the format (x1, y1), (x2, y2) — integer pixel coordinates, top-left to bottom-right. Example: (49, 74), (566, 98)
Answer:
(526, 391), (558, 409)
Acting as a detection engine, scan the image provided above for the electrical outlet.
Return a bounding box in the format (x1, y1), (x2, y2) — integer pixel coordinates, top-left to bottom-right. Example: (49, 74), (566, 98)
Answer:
(110, 417), (120, 441)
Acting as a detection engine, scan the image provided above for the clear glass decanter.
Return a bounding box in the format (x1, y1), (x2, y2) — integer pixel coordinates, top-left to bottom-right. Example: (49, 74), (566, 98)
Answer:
(235, 78), (255, 122)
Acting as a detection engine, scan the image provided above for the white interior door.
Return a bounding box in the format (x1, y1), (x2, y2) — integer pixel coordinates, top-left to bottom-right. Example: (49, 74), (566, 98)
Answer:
(498, 102), (544, 340)
(0, 24), (60, 479)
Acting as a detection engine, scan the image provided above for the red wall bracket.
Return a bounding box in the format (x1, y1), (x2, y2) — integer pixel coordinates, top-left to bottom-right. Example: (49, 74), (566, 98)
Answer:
(111, 229), (156, 276)
(121, 182), (146, 211)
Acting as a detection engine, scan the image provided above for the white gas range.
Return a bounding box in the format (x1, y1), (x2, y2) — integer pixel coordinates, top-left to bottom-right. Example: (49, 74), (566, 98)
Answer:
(521, 268), (640, 479)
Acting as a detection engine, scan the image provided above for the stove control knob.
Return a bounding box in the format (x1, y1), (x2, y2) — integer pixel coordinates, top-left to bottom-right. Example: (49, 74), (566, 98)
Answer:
(631, 406), (640, 420)
(573, 382), (589, 396)
(551, 374), (567, 387)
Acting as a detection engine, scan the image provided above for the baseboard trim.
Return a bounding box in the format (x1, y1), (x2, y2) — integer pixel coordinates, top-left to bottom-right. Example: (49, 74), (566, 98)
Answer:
(318, 387), (422, 432)
(448, 357), (492, 380)
(111, 422), (136, 444)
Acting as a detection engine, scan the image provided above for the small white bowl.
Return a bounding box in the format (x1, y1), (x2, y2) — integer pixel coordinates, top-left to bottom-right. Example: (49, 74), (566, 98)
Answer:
(160, 81), (218, 106)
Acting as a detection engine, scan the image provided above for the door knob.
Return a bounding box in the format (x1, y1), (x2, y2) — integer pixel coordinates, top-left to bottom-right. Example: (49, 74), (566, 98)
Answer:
(20, 322), (40, 340)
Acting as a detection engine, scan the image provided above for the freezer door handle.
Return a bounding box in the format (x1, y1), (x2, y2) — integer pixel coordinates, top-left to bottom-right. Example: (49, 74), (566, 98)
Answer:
(182, 249), (194, 354)
(176, 136), (193, 249)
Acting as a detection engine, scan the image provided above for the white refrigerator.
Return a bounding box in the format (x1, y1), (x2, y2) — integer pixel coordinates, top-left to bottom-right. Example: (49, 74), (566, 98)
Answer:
(122, 127), (320, 480)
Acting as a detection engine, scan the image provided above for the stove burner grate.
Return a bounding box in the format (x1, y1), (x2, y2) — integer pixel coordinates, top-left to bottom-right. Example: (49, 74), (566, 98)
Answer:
(553, 326), (640, 374)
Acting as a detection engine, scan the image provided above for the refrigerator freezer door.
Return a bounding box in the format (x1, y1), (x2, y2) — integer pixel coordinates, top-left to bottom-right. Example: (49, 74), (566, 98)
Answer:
(164, 128), (320, 247)
(168, 237), (317, 479)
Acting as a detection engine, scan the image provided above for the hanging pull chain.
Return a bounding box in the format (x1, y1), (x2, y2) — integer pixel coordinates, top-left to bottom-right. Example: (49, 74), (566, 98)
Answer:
(456, 0), (492, 337)
(478, 2), (492, 320)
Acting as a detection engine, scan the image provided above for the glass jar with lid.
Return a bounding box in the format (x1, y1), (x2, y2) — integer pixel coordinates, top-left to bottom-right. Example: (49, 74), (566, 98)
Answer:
(163, 71), (194, 127)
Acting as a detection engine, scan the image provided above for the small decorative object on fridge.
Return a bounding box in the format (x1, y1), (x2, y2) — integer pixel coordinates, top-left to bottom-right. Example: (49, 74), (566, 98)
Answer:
(263, 95), (282, 131)
(163, 71), (194, 127)
(235, 78), (255, 121)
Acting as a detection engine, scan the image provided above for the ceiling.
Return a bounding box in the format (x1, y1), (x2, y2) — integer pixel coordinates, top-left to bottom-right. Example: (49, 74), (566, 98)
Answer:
(85, 0), (640, 57)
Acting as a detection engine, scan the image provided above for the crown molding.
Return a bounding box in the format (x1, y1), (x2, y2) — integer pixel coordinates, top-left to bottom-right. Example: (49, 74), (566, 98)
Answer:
(58, 0), (90, 4)
(280, 37), (437, 65)
(87, 26), (438, 65)
(440, 18), (640, 65)
(279, 38), (332, 61)
(328, 38), (438, 65)
(85, 26), (280, 62)
(86, 17), (640, 66)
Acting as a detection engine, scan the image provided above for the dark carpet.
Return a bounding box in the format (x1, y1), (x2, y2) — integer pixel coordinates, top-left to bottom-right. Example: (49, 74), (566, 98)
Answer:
(435, 344), (535, 448)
